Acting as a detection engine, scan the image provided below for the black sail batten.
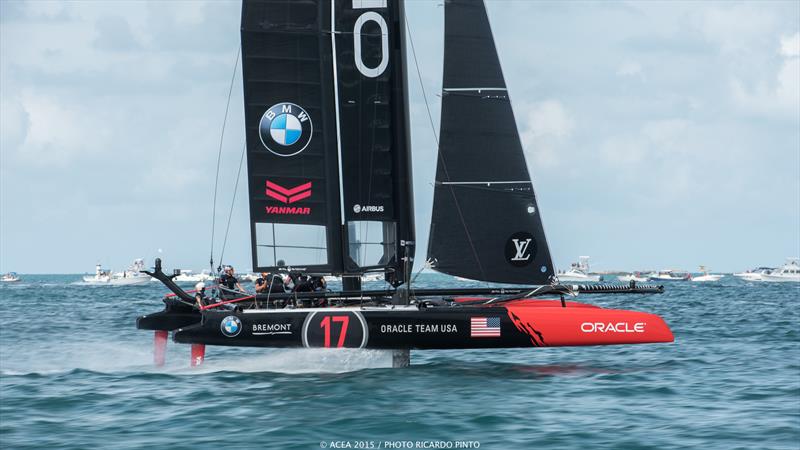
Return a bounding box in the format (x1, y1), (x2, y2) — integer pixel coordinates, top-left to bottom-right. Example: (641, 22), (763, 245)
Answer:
(426, 0), (554, 285)
(241, 0), (344, 274)
(332, 0), (414, 284)
(241, 0), (414, 283)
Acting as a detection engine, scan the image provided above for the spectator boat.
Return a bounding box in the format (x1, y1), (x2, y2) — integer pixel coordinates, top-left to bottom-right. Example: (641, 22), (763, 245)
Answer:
(760, 259), (800, 282)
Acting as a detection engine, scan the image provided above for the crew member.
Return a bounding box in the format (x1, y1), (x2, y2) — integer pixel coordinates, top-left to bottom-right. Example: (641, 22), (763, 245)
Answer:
(255, 271), (286, 294)
(194, 282), (207, 309)
(292, 274), (313, 293)
(255, 272), (270, 293)
(219, 266), (244, 292)
(309, 276), (328, 307)
(310, 276), (327, 292)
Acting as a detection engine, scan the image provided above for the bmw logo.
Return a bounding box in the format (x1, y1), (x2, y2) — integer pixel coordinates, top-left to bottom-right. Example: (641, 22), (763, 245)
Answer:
(258, 102), (313, 157)
(220, 315), (242, 337)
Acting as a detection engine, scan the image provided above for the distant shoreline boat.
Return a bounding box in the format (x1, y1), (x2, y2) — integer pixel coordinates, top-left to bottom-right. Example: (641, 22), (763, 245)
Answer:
(618, 272), (648, 283)
(83, 259), (151, 286)
(760, 258), (800, 283)
(324, 273), (384, 283)
(648, 270), (691, 282)
(172, 269), (214, 283)
(1, 272), (20, 282)
(692, 266), (724, 282)
(733, 267), (775, 282)
(557, 256), (602, 283)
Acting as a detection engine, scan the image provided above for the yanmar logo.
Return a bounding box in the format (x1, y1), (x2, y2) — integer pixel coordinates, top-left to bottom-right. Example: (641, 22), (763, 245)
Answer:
(265, 181), (311, 215)
(581, 322), (646, 333)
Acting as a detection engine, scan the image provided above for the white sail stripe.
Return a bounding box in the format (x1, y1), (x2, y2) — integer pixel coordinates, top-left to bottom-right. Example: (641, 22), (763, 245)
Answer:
(331, 0), (346, 225)
(438, 181), (532, 185)
(443, 87), (507, 92)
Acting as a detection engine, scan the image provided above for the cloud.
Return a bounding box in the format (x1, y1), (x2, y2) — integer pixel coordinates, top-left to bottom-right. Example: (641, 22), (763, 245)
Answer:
(696, 4), (779, 55)
(599, 118), (692, 169)
(780, 32), (800, 57)
(616, 61), (644, 79)
(731, 32), (800, 119)
(92, 15), (142, 51)
(518, 100), (575, 168)
(0, 98), (30, 152)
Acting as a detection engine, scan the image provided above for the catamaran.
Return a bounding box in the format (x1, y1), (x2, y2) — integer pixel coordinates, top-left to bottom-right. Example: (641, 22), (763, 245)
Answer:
(137, 0), (673, 367)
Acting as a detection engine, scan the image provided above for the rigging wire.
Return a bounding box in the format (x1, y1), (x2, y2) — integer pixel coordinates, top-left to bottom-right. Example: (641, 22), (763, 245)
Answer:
(218, 142), (247, 266)
(404, 12), (487, 282)
(209, 47), (241, 272)
(404, 16), (438, 145)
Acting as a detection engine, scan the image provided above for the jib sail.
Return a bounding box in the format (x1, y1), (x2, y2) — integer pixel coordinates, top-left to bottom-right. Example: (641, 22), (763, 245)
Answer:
(241, 0), (413, 283)
(426, 0), (554, 285)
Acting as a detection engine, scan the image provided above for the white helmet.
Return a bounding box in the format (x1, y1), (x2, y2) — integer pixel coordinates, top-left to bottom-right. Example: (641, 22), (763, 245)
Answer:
(195, 282), (206, 290)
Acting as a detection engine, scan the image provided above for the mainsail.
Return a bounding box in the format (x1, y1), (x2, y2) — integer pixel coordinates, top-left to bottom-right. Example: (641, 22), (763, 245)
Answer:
(426, 0), (555, 285)
(241, 0), (414, 284)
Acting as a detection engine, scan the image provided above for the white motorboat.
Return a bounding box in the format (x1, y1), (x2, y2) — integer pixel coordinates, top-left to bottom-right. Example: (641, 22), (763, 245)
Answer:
(557, 256), (602, 283)
(173, 269), (214, 283)
(648, 270), (690, 281)
(83, 264), (112, 284)
(733, 267), (775, 281)
(362, 273), (384, 282)
(1, 272), (20, 282)
(760, 259), (800, 282)
(618, 272), (648, 283)
(83, 259), (151, 286)
(692, 266), (724, 282)
(323, 272), (385, 283)
(240, 273), (259, 283)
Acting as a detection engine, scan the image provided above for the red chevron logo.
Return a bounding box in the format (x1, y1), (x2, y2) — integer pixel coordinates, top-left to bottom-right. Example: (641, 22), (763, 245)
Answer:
(266, 181), (312, 204)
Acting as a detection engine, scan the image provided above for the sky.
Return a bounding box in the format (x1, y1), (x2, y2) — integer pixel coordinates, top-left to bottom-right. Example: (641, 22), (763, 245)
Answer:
(1, 0), (798, 274)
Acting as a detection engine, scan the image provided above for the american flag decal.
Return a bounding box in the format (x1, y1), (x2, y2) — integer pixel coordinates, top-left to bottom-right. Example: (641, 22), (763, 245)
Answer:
(471, 316), (501, 337)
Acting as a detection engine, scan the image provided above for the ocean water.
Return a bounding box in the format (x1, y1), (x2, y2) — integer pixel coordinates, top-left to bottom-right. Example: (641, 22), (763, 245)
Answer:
(1, 274), (798, 449)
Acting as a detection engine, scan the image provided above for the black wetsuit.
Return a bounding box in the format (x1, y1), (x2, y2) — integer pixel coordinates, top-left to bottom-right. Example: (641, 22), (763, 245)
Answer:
(293, 276), (313, 293)
(195, 289), (207, 307)
(219, 273), (238, 290)
(256, 275), (285, 293)
(255, 277), (266, 292)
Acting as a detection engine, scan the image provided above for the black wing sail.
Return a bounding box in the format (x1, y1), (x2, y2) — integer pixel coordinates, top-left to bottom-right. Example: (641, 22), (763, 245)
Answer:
(333, 0), (415, 284)
(242, 0), (414, 283)
(426, 0), (555, 285)
(241, 0), (343, 273)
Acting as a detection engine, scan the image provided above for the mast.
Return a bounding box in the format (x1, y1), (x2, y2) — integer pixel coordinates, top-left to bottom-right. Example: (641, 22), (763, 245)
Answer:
(426, 0), (555, 285)
(240, 0), (414, 284)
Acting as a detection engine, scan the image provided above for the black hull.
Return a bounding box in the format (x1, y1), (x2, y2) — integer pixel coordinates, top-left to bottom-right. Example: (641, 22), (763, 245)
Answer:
(134, 277), (672, 351)
(136, 297), (199, 331)
(163, 301), (673, 350)
(173, 307), (532, 350)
